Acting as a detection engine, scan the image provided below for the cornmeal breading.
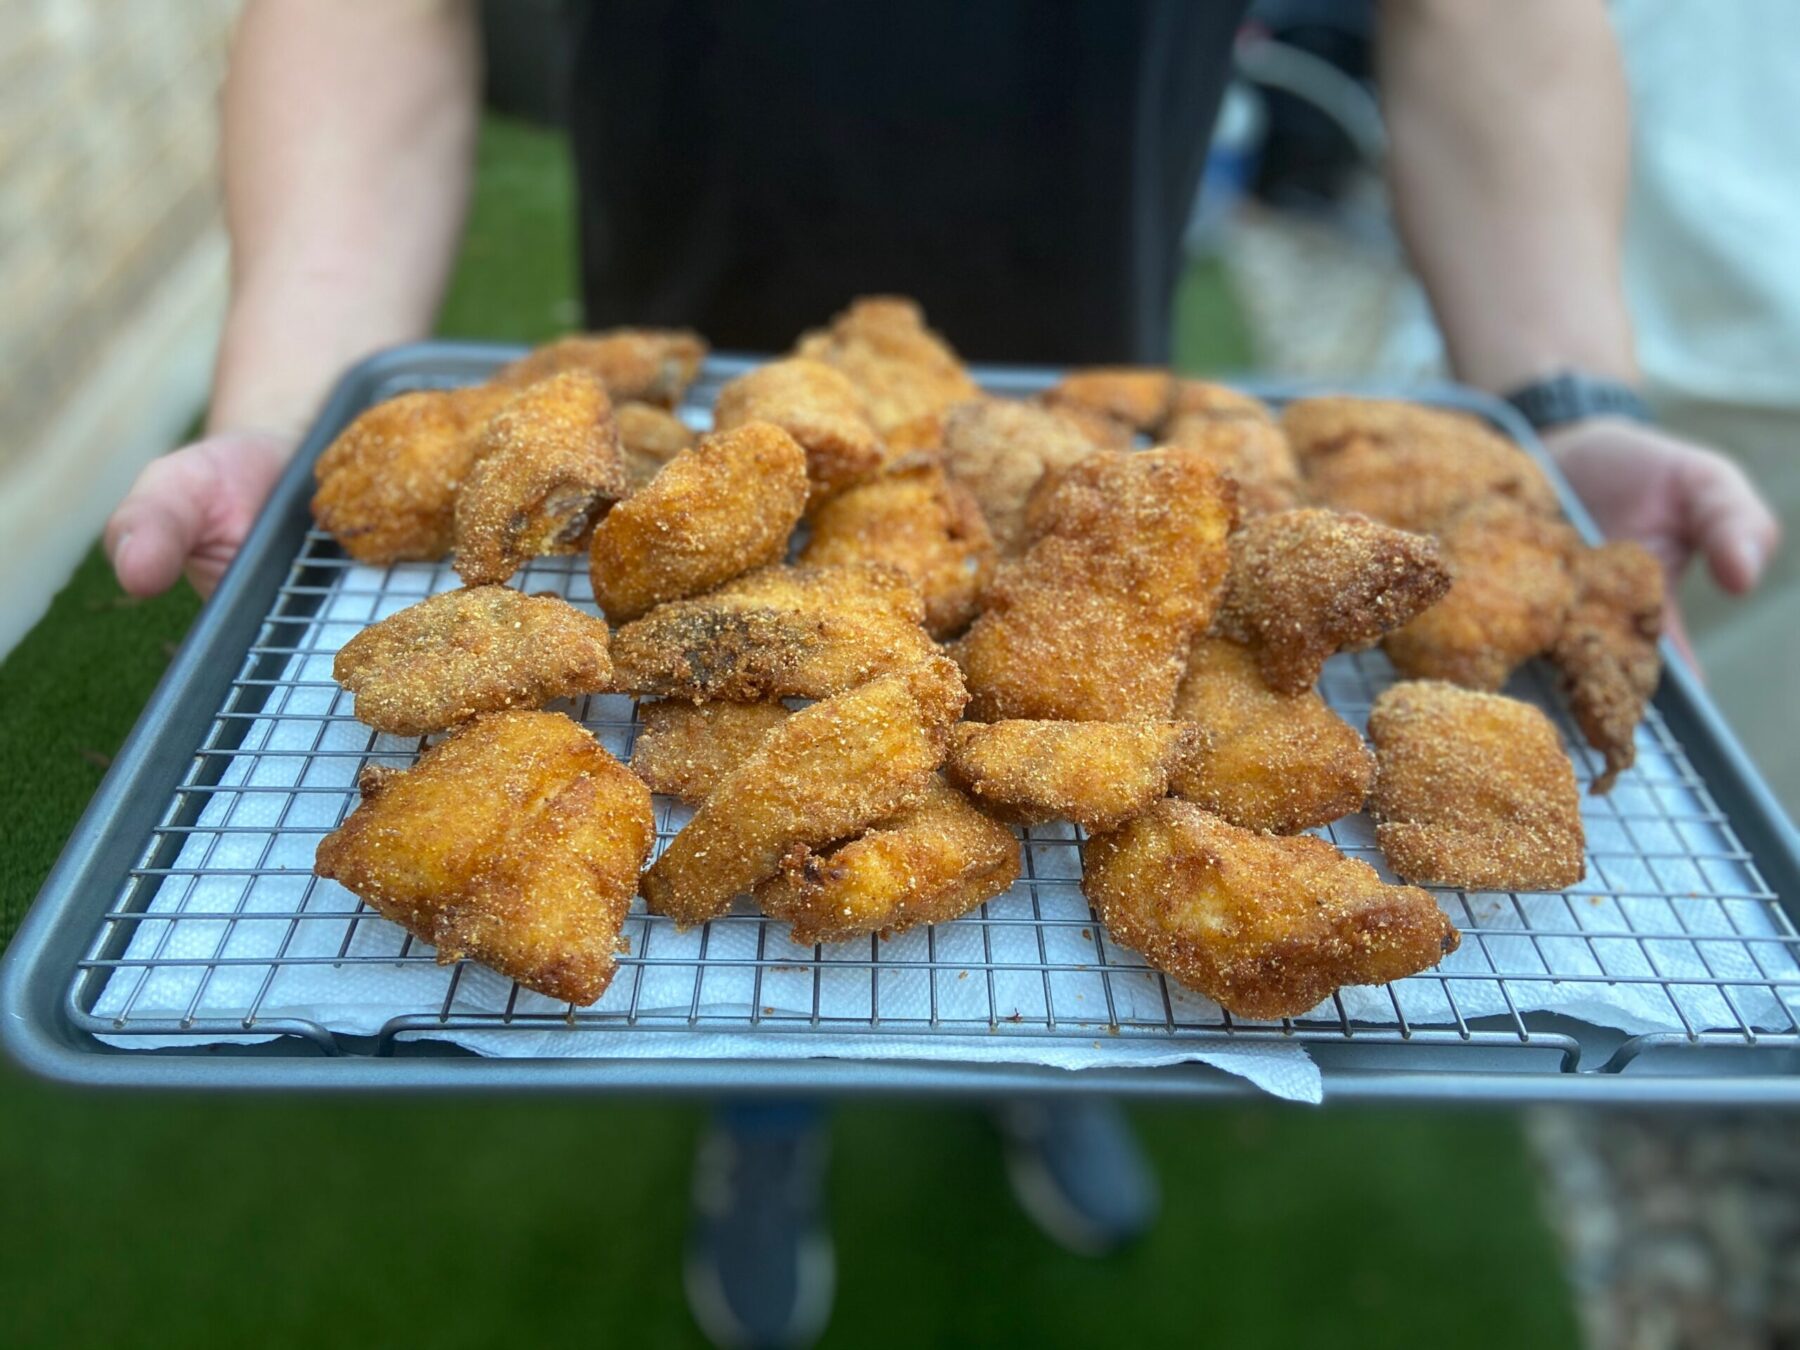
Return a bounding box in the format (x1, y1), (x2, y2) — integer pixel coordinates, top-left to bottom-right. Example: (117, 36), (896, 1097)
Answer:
(629, 699), (791, 804)
(1083, 800), (1459, 1020)
(1168, 636), (1373, 834)
(640, 657), (968, 927)
(313, 710), (654, 1005)
(1369, 680), (1585, 890)
(756, 778), (1020, 945)
(944, 719), (1195, 833)
(588, 420), (808, 622)
(333, 586), (612, 737)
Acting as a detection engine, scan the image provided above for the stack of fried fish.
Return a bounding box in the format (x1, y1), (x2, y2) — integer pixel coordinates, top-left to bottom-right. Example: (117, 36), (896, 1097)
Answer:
(312, 297), (1662, 1022)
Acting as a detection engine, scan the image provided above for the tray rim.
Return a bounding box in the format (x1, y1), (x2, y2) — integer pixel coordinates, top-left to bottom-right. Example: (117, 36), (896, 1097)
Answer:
(4, 339), (1796, 1101)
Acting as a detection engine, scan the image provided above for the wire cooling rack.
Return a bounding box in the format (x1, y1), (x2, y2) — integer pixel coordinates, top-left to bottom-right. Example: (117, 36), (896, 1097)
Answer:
(5, 345), (1798, 1101)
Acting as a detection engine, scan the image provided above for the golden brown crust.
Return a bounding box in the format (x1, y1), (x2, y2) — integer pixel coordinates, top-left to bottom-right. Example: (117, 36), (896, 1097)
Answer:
(332, 586), (612, 737)
(492, 328), (706, 407)
(801, 457), (997, 638)
(938, 398), (1104, 554)
(452, 371), (628, 586)
(1285, 396), (1560, 533)
(1368, 680), (1585, 890)
(313, 710), (654, 1005)
(756, 778), (1020, 945)
(792, 296), (980, 434)
(640, 656), (969, 927)
(1169, 378), (1275, 424)
(1168, 636), (1373, 834)
(1043, 367), (1176, 433)
(1212, 508), (1451, 694)
(1383, 500), (1578, 691)
(609, 562), (938, 702)
(712, 357), (886, 503)
(311, 384), (510, 564)
(629, 699), (791, 804)
(944, 719), (1195, 833)
(588, 420), (808, 622)
(1162, 415), (1303, 517)
(616, 401), (698, 492)
(1551, 541), (1665, 793)
(1083, 800), (1459, 1020)
(953, 446), (1237, 721)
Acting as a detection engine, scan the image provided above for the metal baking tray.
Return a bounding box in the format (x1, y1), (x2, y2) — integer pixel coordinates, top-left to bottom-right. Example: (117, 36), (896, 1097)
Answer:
(4, 343), (1797, 1102)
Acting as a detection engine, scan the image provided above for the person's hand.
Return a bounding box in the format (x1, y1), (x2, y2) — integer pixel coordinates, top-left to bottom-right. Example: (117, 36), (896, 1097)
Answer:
(104, 429), (295, 599)
(1544, 416), (1782, 664)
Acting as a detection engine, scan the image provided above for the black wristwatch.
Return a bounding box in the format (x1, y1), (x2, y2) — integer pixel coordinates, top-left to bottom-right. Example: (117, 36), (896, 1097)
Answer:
(1501, 371), (1654, 433)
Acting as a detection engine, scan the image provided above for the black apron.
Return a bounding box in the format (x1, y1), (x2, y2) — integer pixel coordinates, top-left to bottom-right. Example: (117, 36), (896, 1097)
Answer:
(569, 0), (1247, 363)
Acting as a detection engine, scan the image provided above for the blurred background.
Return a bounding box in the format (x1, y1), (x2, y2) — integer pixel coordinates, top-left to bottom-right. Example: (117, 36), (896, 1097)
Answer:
(2, 2), (1796, 1346)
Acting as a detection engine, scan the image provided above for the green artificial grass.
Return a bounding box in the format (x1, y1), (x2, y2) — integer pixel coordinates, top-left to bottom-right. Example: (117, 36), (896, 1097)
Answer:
(0, 1092), (1577, 1350)
(0, 114), (1578, 1349)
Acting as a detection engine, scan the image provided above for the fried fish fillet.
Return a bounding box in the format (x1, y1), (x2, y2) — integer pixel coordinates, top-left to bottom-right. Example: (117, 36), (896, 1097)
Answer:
(313, 710), (654, 1005)
(1163, 414), (1303, 517)
(1168, 636), (1374, 834)
(944, 719), (1195, 833)
(629, 698), (791, 804)
(333, 586), (612, 737)
(712, 357), (886, 503)
(616, 401), (697, 491)
(1212, 509), (1451, 694)
(938, 398), (1105, 554)
(1285, 396), (1560, 533)
(756, 778), (1020, 945)
(1170, 378), (1275, 424)
(453, 371), (629, 586)
(610, 562), (938, 702)
(589, 420), (808, 622)
(641, 656), (968, 927)
(793, 296), (980, 434)
(954, 446), (1237, 721)
(1551, 541), (1665, 793)
(801, 457), (996, 637)
(493, 328), (707, 407)
(1083, 800), (1459, 1020)
(1383, 500), (1578, 690)
(1043, 367), (1176, 433)
(311, 384), (511, 564)
(1368, 680), (1585, 890)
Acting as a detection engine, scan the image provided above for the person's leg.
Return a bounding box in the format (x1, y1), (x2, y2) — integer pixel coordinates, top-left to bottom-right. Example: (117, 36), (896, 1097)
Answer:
(996, 1097), (1161, 1256)
(684, 1098), (834, 1350)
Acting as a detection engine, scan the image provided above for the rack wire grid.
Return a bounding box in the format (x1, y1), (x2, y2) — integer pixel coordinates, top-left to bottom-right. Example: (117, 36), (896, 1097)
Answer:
(7, 347), (1799, 1100)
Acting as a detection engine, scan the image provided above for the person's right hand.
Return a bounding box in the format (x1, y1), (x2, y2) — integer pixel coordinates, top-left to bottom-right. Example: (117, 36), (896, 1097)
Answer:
(104, 429), (295, 599)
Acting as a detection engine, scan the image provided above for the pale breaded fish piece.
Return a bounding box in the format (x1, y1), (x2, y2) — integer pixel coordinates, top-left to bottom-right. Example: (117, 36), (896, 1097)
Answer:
(313, 710), (654, 1006)
(589, 420), (808, 622)
(453, 370), (628, 586)
(629, 699), (791, 804)
(1368, 679), (1585, 890)
(944, 718), (1196, 833)
(801, 456), (996, 638)
(1083, 800), (1459, 1021)
(1212, 508), (1450, 695)
(492, 328), (706, 407)
(641, 656), (968, 927)
(333, 586), (612, 737)
(756, 778), (1020, 945)
(1168, 636), (1373, 834)
(954, 446), (1237, 721)
(609, 562), (937, 702)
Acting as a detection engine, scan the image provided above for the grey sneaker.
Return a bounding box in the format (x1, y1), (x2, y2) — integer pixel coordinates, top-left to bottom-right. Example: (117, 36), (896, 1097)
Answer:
(683, 1105), (835, 1350)
(998, 1098), (1161, 1256)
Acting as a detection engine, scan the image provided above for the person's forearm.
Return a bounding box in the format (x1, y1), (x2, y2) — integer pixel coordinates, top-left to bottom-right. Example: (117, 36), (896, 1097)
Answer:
(207, 0), (480, 438)
(1380, 0), (1637, 394)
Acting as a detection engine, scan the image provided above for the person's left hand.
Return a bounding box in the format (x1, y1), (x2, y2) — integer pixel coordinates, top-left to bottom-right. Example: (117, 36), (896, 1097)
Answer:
(1542, 416), (1782, 666)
